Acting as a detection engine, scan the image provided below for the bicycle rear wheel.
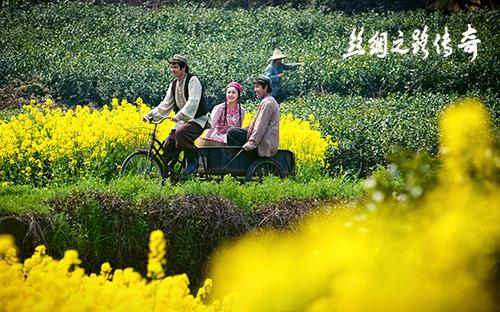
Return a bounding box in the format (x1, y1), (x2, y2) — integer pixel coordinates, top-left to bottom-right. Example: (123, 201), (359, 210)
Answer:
(120, 151), (164, 182)
(245, 159), (283, 182)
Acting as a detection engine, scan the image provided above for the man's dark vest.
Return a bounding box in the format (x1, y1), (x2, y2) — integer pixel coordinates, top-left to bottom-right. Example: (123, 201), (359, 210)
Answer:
(170, 73), (208, 119)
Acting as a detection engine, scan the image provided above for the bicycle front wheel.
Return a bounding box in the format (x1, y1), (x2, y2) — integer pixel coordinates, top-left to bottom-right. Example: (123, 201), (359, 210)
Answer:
(120, 151), (164, 182)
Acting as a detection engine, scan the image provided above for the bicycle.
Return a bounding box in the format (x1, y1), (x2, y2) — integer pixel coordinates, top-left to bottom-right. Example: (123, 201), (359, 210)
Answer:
(120, 117), (296, 184)
(120, 116), (184, 183)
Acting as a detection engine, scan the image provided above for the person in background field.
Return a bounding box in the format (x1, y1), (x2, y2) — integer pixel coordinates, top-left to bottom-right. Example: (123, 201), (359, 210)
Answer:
(226, 76), (279, 157)
(198, 82), (245, 146)
(142, 54), (211, 176)
(265, 48), (305, 102)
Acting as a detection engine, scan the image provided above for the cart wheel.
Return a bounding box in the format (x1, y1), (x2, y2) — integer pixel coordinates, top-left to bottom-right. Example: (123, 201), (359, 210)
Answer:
(120, 151), (164, 183)
(245, 159), (284, 182)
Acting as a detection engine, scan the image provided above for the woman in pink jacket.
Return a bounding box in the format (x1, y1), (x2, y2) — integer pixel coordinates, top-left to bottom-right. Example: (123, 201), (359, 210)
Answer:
(198, 82), (245, 146)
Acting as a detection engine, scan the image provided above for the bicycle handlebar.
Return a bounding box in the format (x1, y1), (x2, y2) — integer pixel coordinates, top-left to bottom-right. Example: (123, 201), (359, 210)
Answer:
(145, 116), (171, 125)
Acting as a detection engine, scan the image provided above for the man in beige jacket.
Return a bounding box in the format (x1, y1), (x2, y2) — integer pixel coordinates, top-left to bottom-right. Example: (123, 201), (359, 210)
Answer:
(227, 76), (280, 157)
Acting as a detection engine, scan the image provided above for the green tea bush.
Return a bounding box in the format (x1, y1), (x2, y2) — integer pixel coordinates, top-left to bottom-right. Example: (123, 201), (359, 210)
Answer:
(1, 3), (498, 106)
(359, 149), (441, 212)
(281, 91), (499, 176)
(1, 0), (428, 13)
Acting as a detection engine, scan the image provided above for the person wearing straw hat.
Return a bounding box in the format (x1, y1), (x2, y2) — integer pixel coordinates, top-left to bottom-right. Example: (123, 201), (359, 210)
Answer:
(227, 76), (279, 157)
(265, 48), (305, 101)
(142, 54), (211, 176)
(198, 82), (246, 147)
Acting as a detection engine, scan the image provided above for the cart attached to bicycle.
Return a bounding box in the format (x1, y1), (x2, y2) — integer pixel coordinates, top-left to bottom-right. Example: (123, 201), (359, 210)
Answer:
(120, 117), (295, 183)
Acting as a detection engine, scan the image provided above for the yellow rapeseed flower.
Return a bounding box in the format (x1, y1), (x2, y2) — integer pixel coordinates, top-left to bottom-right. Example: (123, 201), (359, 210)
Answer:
(0, 230), (220, 312)
(147, 230), (167, 280)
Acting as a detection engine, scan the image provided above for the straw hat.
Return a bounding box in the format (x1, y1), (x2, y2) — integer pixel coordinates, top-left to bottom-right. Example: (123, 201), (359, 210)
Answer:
(268, 49), (287, 61)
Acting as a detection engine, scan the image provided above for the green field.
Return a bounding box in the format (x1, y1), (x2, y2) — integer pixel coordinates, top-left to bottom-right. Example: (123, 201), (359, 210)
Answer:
(2, 2), (498, 175)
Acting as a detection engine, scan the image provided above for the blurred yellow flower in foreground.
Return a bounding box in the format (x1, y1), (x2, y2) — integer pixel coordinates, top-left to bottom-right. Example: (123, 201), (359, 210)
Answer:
(147, 230), (166, 280)
(209, 98), (500, 312)
(0, 229), (220, 312)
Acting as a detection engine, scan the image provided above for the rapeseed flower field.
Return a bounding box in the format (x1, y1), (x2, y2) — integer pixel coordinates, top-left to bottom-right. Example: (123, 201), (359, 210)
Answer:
(0, 98), (331, 186)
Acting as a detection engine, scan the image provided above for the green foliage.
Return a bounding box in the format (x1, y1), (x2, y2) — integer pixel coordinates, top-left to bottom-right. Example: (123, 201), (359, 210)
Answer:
(0, 184), (59, 214)
(281, 91), (499, 176)
(177, 174), (362, 213)
(1, 3), (498, 106)
(361, 149), (441, 212)
(142, 195), (249, 289)
(46, 189), (149, 272)
(1, 0), (429, 13)
(0, 174), (362, 289)
(0, 108), (23, 120)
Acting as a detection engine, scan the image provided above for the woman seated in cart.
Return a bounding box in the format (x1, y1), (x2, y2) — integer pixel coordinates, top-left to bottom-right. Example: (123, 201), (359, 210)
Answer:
(198, 82), (245, 146)
(227, 76), (280, 157)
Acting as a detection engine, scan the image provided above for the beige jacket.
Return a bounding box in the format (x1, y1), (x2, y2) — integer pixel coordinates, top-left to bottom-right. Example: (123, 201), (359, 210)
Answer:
(247, 95), (280, 157)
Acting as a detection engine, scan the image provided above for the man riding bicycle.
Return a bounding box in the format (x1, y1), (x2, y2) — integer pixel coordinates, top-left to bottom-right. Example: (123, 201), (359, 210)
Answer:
(142, 54), (211, 176)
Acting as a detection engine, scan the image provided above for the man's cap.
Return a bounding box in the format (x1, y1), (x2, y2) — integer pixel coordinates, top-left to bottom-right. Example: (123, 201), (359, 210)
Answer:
(254, 76), (272, 88)
(169, 54), (188, 66)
